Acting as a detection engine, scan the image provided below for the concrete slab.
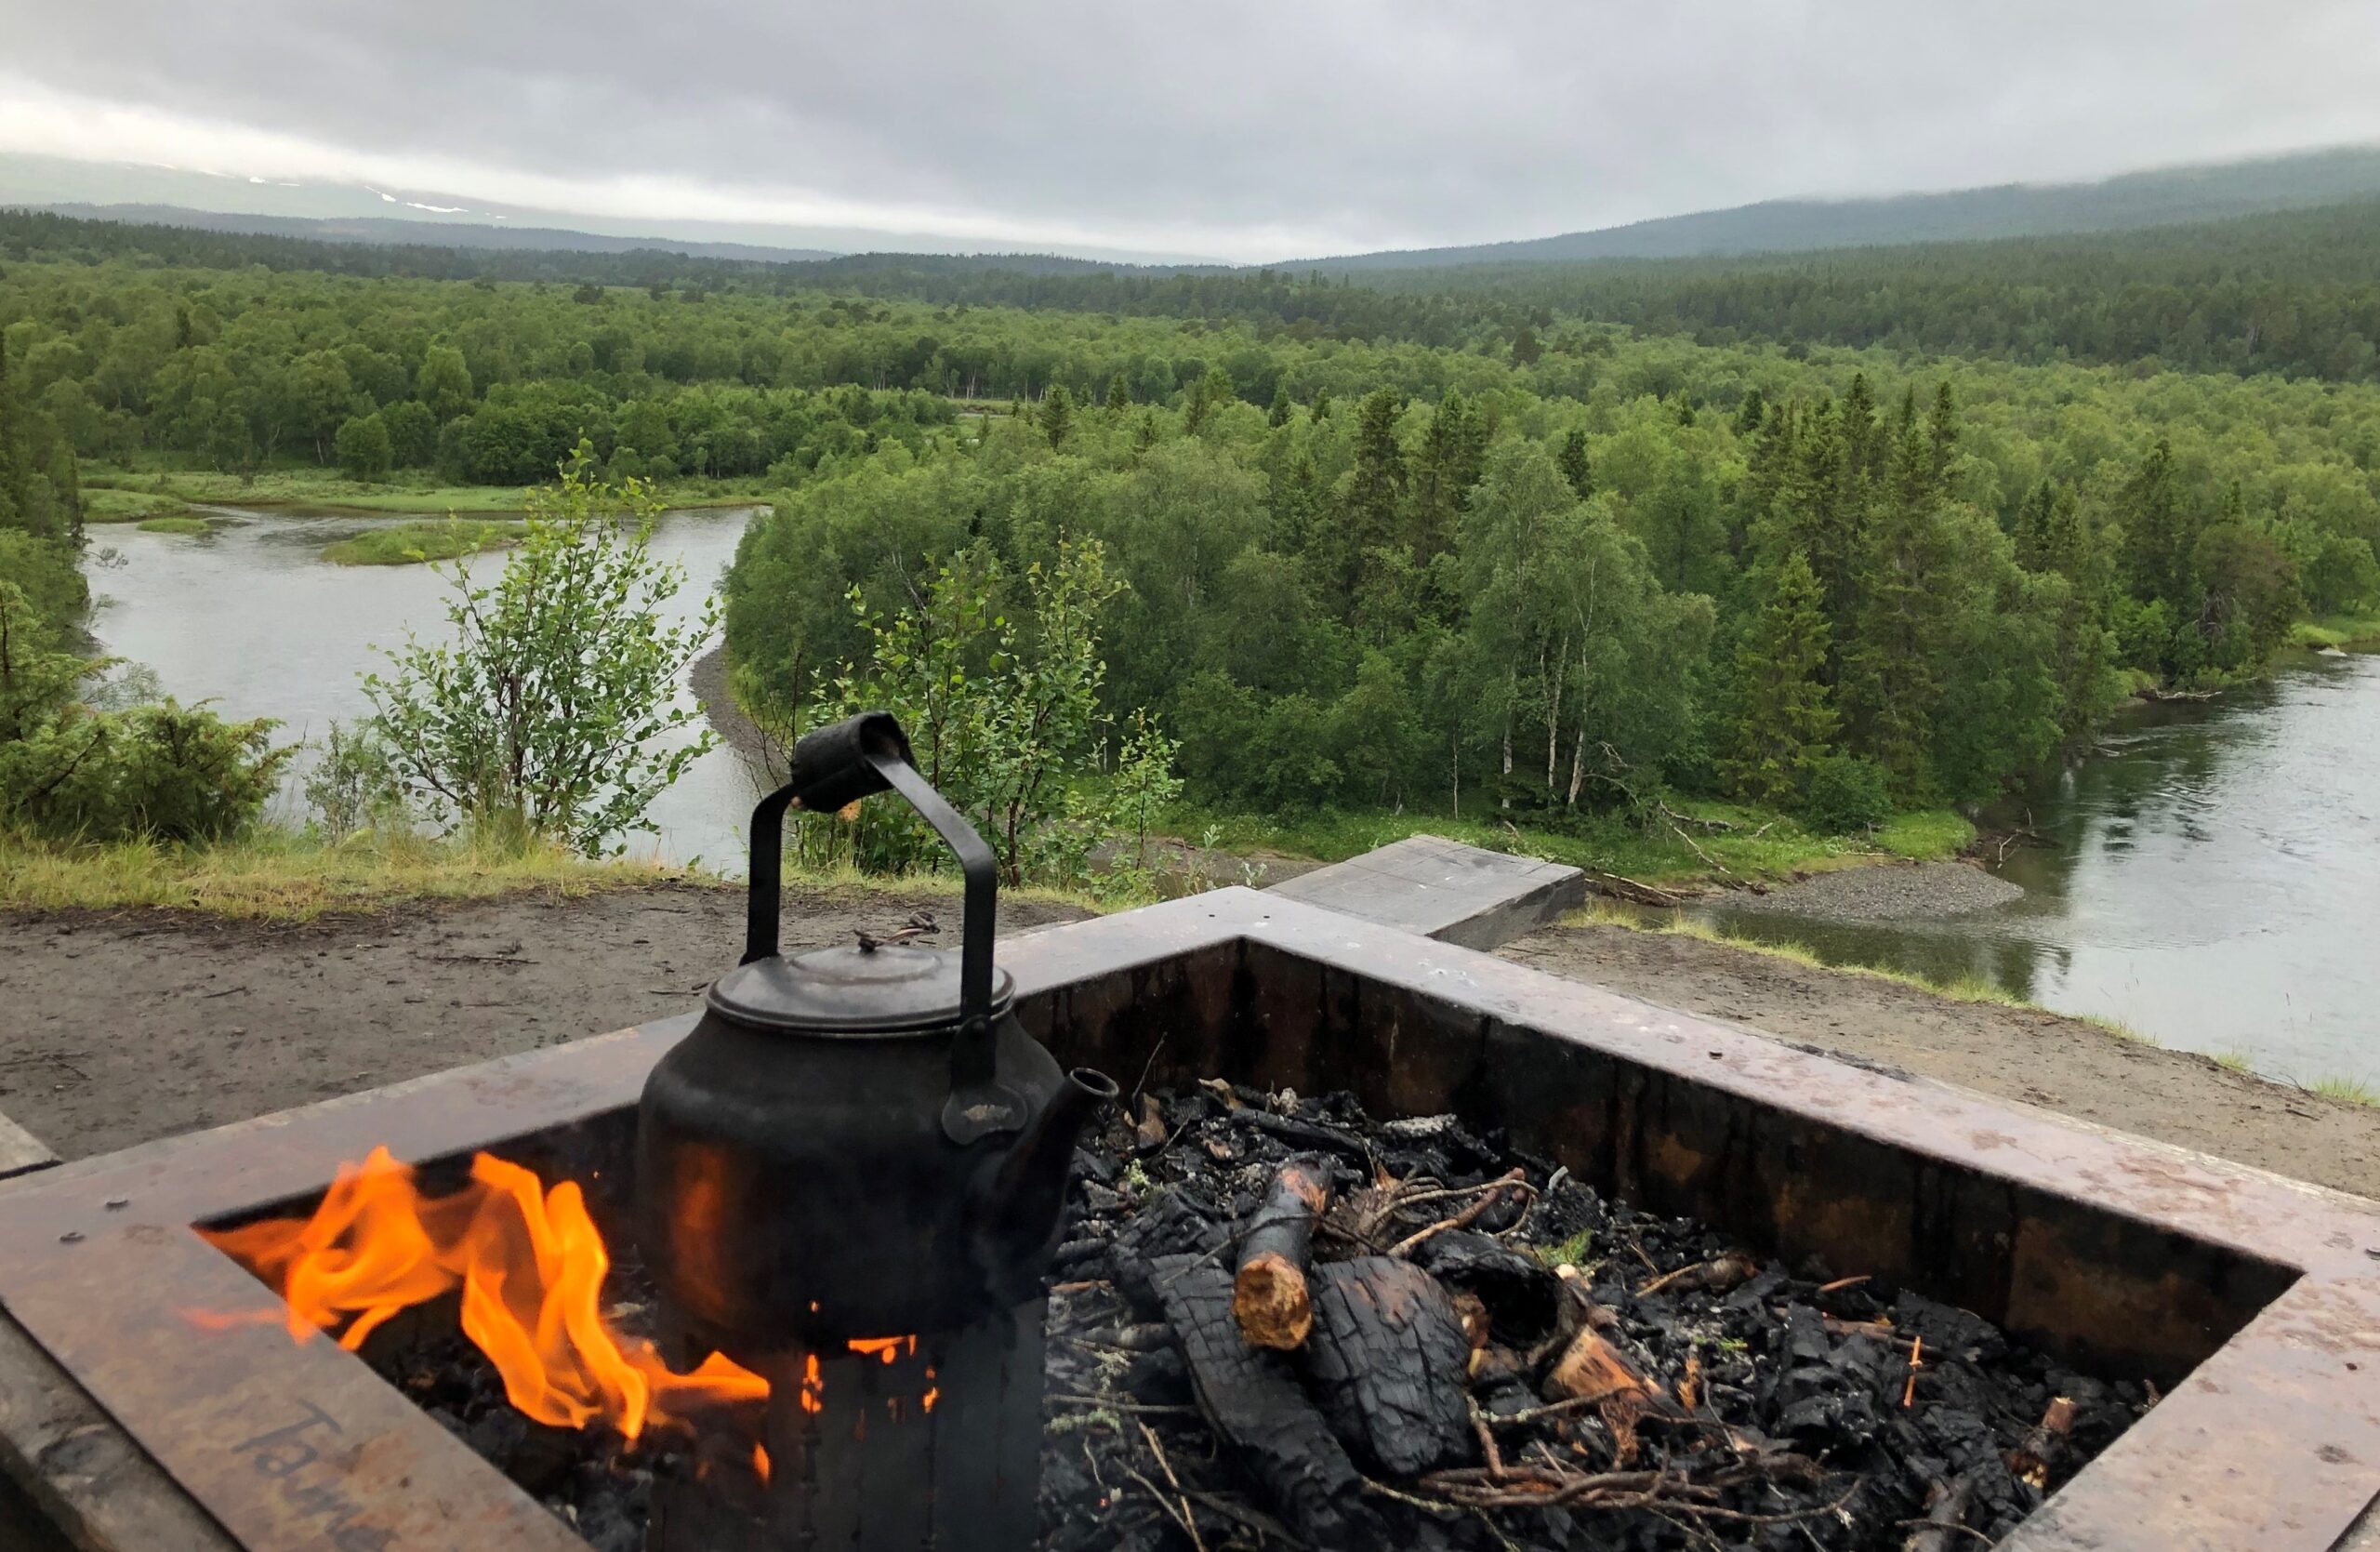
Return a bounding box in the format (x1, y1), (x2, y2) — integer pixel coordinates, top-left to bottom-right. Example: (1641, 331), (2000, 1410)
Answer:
(0, 1112), (56, 1184)
(1263, 833), (1584, 950)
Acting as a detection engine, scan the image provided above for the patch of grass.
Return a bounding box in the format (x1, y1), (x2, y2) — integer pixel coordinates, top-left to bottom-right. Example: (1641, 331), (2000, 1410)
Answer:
(2080, 1013), (2157, 1045)
(1874, 809), (1976, 860)
(321, 520), (525, 566)
(1171, 798), (1968, 892)
(2293, 614), (2380, 651)
(2308, 1075), (2380, 1107)
(1528, 1228), (1594, 1268)
(81, 487), (192, 524)
(135, 515), (212, 536)
(0, 828), (697, 922)
(82, 464), (773, 518)
(2211, 1049), (2256, 1072)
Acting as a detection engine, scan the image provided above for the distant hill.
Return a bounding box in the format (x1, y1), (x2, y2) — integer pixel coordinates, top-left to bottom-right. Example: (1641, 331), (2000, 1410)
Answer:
(1289, 145), (2380, 270)
(27, 203), (836, 263)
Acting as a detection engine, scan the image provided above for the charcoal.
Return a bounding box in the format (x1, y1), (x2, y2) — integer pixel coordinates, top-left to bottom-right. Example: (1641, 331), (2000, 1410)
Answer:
(364, 1081), (2149, 1552)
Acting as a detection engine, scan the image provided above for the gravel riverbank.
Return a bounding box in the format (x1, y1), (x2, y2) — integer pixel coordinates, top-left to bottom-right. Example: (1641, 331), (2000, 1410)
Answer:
(1732, 859), (2022, 922)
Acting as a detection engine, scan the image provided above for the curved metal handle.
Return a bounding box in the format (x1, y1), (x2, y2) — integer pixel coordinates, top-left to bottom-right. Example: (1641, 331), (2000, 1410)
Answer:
(742, 712), (912, 964)
(742, 711), (1017, 1143)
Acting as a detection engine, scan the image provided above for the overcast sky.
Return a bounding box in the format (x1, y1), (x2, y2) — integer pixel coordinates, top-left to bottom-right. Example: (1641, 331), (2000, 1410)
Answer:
(4, 1), (2378, 262)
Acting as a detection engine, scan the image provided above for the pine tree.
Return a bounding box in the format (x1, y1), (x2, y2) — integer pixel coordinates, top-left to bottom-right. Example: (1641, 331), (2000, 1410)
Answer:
(2014, 481), (2056, 572)
(1840, 372), (1882, 486)
(1309, 389), (1332, 423)
(1763, 398), (1861, 672)
(1104, 373), (1130, 414)
(0, 334), (26, 530)
(1555, 427), (1593, 500)
(2123, 437), (2194, 605)
(1408, 391), (1484, 558)
(1843, 414), (1945, 796)
(1725, 550), (1836, 806)
(1926, 381), (1959, 490)
(1732, 388), (1766, 437)
(1267, 386), (1294, 428)
(1038, 383), (1075, 449)
(1329, 388), (1408, 600)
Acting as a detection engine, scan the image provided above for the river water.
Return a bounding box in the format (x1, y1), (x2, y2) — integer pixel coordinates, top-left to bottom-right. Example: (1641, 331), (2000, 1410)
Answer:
(81, 510), (2379, 1080)
(1699, 650), (2380, 1081)
(82, 505), (773, 870)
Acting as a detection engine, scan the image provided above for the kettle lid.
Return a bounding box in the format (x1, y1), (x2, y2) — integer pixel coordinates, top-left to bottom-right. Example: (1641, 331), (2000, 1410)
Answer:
(706, 942), (1015, 1035)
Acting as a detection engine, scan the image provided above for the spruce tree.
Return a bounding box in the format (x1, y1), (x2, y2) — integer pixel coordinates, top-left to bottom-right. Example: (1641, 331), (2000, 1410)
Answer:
(1104, 373), (1130, 414)
(1555, 428), (1593, 500)
(1038, 383), (1075, 449)
(1732, 388), (1766, 438)
(1926, 381), (1959, 490)
(1843, 413), (1945, 796)
(0, 334), (26, 530)
(1725, 550), (1836, 807)
(2122, 437), (2193, 606)
(1309, 389), (1331, 423)
(1267, 386), (1293, 428)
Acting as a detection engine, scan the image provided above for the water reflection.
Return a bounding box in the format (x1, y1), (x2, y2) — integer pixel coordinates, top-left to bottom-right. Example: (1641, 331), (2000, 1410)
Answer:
(82, 504), (773, 871)
(1696, 652), (2380, 1080)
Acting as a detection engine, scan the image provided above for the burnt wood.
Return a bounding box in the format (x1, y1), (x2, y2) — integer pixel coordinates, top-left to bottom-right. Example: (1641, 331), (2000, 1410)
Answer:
(1301, 1256), (1473, 1478)
(1232, 1154), (1331, 1350)
(1152, 1254), (1378, 1548)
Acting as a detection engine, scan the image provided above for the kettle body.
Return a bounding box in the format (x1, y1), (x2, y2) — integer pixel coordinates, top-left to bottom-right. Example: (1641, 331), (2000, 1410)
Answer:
(634, 713), (1114, 1360)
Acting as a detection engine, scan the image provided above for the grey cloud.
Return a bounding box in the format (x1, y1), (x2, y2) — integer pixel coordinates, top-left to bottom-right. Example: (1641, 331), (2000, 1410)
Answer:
(6, 0), (2378, 257)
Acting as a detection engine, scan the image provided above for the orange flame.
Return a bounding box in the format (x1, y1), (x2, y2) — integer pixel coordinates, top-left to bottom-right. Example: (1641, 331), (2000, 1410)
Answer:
(197, 1147), (764, 1441)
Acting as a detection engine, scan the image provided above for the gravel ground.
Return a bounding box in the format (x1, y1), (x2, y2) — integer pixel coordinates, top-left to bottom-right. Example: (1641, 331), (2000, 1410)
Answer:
(1732, 860), (2022, 922)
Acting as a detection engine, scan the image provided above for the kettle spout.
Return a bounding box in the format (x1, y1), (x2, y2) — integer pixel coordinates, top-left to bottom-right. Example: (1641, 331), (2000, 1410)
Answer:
(1021, 1068), (1121, 1188)
(976, 1068), (1118, 1280)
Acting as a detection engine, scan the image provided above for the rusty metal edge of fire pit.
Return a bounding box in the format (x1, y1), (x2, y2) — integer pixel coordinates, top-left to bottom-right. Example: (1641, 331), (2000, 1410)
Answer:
(0, 887), (2373, 1551)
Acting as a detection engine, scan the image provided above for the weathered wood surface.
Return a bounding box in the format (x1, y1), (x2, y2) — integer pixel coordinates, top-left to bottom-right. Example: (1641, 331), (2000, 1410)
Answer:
(0, 1306), (238, 1552)
(1265, 833), (1585, 950)
(0, 1110), (59, 1183)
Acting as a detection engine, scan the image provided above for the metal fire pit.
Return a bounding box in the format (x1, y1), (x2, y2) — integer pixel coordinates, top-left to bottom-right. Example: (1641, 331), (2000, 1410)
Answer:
(3, 887), (2378, 1550)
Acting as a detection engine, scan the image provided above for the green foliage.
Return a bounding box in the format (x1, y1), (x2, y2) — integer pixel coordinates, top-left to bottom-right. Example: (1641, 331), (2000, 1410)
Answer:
(804, 537), (1130, 887)
(362, 447), (718, 855)
(136, 515), (211, 535)
(336, 412), (395, 481)
(321, 520), (523, 566)
(0, 579), (287, 842)
(301, 720), (407, 842)
(1801, 753), (1893, 834)
(1725, 551), (1835, 806)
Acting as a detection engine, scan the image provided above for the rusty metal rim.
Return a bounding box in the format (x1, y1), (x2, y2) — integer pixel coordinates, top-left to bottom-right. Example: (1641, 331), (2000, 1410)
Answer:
(0, 887), (2375, 1550)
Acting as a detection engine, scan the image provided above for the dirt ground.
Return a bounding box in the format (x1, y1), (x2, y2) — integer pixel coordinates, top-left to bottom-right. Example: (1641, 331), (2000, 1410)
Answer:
(7, 885), (2379, 1203)
(1497, 921), (2380, 1201)
(0, 882), (1091, 1161)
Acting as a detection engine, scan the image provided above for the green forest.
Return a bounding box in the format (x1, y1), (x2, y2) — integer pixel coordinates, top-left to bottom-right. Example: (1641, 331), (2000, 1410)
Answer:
(6, 203), (2380, 869)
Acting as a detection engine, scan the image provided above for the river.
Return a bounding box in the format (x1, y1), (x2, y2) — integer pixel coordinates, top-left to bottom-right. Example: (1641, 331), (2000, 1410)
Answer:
(82, 509), (2379, 1080)
(1699, 649), (2380, 1082)
(82, 504), (773, 871)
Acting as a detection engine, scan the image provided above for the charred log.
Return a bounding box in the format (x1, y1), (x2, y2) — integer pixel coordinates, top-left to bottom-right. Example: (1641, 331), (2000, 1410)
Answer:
(1232, 1155), (1332, 1350)
(1301, 1256), (1473, 1477)
(1151, 1253), (1380, 1548)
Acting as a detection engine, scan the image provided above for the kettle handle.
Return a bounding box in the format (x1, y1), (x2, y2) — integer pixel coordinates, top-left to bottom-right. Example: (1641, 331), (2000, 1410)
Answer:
(743, 712), (1017, 1144)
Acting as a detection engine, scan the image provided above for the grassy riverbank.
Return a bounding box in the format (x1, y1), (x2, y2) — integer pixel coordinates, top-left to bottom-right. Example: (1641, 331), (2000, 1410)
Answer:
(1176, 801), (1973, 892)
(80, 464), (774, 518)
(2293, 612), (2380, 651)
(135, 514), (212, 536)
(321, 520), (526, 565)
(0, 829), (693, 922)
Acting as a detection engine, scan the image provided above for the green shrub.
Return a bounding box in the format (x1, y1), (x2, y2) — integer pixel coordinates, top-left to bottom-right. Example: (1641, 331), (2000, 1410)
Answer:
(1801, 752), (1893, 835)
(303, 721), (407, 841)
(0, 579), (288, 842)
